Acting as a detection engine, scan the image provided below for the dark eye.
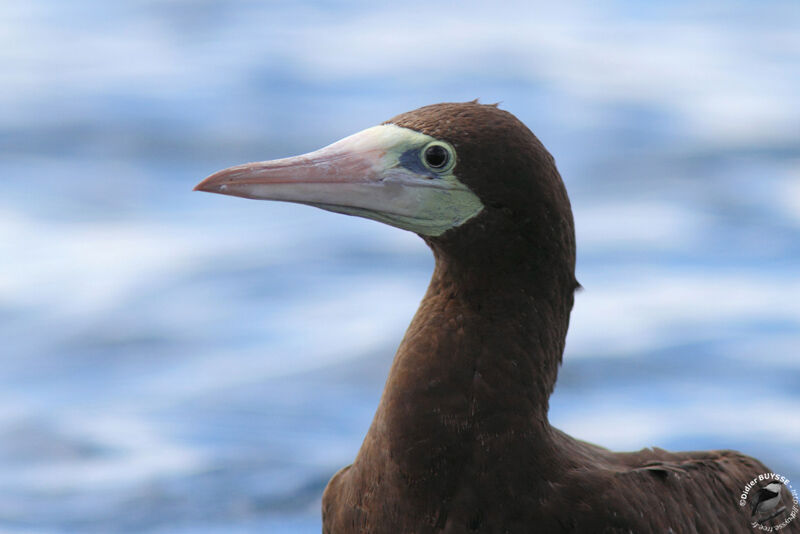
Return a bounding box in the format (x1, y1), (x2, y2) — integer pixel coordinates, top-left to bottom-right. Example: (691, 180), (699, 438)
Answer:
(424, 145), (449, 169)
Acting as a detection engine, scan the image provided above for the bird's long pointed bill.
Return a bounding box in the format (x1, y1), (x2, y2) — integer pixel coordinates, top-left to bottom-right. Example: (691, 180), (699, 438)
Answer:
(194, 127), (387, 206)
(194, 124), (484, 236)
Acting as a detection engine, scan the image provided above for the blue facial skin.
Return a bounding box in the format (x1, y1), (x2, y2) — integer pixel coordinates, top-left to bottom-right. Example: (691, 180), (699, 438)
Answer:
(399, 148), (439, 179)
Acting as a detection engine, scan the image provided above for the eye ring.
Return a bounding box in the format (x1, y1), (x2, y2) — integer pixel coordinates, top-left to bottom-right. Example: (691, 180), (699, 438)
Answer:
(421, 142), (455, 173)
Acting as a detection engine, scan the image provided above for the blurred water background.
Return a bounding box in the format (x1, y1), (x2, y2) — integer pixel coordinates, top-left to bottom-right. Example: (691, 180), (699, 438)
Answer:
(1, 1), (799, 532)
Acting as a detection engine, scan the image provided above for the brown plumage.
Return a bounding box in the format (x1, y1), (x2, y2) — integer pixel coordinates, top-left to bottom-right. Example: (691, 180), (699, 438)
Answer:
(321, 103), (794, 533)
(197, 102), (798, 533)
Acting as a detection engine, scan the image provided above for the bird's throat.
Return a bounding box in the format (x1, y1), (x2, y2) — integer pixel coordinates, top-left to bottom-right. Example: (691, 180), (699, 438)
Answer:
(352, 251), (572, 492)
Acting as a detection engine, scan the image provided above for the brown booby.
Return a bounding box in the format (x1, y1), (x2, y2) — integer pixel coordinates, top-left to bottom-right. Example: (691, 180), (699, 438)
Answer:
(195, 102), (797, 533)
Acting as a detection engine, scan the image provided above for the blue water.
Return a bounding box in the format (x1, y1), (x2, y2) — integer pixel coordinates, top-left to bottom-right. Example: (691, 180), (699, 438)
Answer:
(1, 1), (799, 532)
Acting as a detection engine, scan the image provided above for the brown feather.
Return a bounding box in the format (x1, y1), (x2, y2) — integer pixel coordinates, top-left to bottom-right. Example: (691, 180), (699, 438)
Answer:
(319, 102), (797, 533)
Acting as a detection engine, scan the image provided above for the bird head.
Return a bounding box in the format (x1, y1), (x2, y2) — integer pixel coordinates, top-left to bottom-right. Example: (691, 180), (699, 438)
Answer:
(196, 101), (575, 277)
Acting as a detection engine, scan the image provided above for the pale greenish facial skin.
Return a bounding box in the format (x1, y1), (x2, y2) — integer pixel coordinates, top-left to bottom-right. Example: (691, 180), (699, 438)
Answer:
(194, 124), (485, 236)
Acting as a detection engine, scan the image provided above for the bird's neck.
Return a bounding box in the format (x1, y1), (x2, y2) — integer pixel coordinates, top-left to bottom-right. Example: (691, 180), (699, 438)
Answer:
(359, 244), (574, 483)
